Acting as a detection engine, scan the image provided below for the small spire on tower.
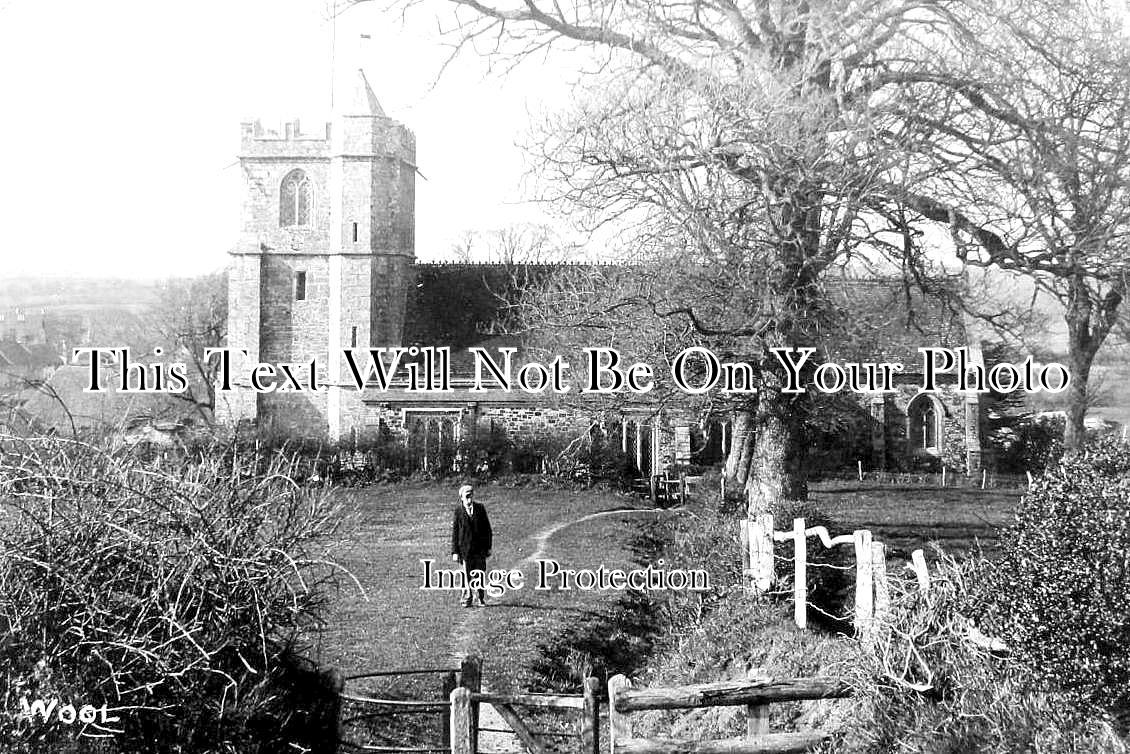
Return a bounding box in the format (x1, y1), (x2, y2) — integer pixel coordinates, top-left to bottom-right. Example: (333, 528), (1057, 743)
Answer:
(349, 68), (385, 116)
(332, 32), (384, 117)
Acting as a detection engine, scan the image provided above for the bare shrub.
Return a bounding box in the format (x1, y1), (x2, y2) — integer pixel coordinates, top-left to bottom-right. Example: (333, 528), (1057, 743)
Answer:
(838, 557), (1127, 754)
(0, 435), (349, 753)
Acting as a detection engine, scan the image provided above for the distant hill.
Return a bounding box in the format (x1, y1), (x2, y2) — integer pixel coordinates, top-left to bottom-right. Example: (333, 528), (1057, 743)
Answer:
(0, 277), (164, 311)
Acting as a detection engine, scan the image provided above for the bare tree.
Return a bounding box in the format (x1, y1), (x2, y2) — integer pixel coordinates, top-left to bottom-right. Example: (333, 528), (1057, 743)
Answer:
(448, 223), (581, 263)
(366, 0), (994, 514)
(887, 0), (1130, 451)
(147, 272), (228, 420)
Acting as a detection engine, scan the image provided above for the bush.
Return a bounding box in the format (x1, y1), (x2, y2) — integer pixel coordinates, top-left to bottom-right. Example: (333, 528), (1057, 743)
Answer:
(838, 557), (1126, 754)
(0, 436), (346, 753)
(996, 414), (1065, 473)
(976, 436), (1130, 715)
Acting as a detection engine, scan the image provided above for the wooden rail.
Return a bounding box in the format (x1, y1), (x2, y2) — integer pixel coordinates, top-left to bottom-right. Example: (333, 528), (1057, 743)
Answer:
(450, 676), (601, 754)
(608, 672), (851, 754)
(473, 691), (585, 709)
(614, 678), (852, 711)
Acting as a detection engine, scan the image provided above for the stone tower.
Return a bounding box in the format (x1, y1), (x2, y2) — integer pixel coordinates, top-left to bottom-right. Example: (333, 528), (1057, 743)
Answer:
(220, 69), (416, 441)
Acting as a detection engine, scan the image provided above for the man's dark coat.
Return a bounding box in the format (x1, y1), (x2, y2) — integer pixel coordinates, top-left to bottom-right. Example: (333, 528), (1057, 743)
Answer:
(451, 502), (492, 560)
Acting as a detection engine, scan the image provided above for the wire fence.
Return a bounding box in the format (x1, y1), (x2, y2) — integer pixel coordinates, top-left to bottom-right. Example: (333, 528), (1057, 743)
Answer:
(741, 514), (933, 634)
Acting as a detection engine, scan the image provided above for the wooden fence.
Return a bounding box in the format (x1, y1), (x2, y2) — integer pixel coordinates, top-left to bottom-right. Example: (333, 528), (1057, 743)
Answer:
(839, 464), (1032, 490)
(632, 471), (698, 507)
(449, 677), (602, 754)
(605, 671), (851, 754)
(741, 515), (931, 632)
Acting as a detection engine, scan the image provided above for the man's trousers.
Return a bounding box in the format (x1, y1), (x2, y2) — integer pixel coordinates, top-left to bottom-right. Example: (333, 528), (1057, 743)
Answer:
(461, 556), (488, 605)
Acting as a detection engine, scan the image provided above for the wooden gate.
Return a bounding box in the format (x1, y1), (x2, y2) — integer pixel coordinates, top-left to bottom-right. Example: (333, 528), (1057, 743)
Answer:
(336, 657), (477, 753)
(449, 677), (601, 754)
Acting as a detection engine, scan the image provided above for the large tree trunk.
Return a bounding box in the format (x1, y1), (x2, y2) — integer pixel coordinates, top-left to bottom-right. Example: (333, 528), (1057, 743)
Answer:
(722, 175), (823, 515)
(1063, 338), (1093, 452)
(745, 380), (808, 517)
(723, 408), (755, 488)
(721, 382), (809, 517)
(1062, 275), (1111, 453)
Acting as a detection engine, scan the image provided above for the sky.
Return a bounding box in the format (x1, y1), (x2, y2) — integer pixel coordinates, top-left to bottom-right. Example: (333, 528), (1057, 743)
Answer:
(0, 0), (572, 279)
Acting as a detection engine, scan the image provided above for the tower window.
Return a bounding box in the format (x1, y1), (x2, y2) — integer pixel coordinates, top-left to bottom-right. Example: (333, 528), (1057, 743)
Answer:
(352, 222), (359, 243)
(351, 326), (358, 348)
(295, 271), (307, 301)
(280, 169), (313, 227)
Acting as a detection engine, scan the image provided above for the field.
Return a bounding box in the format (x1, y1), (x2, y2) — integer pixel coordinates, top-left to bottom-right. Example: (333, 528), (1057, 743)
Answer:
(811, 481), (1021, 558)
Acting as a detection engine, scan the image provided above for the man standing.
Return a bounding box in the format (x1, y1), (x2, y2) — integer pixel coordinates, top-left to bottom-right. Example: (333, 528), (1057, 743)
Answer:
(451, 483), (492, 607)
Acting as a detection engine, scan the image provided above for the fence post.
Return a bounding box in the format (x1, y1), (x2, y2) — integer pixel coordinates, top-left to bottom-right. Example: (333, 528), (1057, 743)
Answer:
(328, 667), (344, 751)
(752, 513), (775, 594)
(460, 655), (481, 752)
(649, 475), (658, 506)
(680, 472), (688, 505)
(793, 518), (807, 629)
(608, 674), (632, 754)
(740, 519), (751, 591)
(450, 687), (473, 754)
(853, 529), (874, 637)
(871, 541), (889, 642)
(910, 549), (930, 593)
(746, 667), (770, 738)
(582, 676), (600, 754)
(441, 671), (456, 747)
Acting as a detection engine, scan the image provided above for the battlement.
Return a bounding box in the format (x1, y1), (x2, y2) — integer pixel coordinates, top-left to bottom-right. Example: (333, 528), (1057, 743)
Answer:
(240, 119), (332, 159)
(241, 119), (331, 142)
(239, 116), (415, 162)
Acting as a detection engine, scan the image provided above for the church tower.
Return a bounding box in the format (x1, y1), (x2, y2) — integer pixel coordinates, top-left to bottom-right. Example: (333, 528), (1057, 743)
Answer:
(220, 69), (416, 441)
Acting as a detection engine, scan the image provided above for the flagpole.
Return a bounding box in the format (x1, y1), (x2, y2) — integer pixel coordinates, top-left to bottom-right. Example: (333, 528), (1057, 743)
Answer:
(330, 1), (337, 109)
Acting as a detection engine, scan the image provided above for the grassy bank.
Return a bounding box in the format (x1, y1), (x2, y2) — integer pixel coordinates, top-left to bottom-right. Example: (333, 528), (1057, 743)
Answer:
(609, 479), (1127, 754)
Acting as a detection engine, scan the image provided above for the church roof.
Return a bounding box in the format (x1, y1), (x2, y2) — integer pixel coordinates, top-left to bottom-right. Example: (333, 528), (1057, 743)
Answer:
(404, 263), (558, 375)
(18, 366), (197, 435)
(822, 278), (969, 369)
(403, 265), (969, 375)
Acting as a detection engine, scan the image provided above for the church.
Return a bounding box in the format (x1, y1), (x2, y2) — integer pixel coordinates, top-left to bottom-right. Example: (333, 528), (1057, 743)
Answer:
(216, 70), (988, 476)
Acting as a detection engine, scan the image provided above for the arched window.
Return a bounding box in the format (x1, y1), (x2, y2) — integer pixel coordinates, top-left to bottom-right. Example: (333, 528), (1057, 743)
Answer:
(908, 394), (943, 454)
(279, 169), (313, 227)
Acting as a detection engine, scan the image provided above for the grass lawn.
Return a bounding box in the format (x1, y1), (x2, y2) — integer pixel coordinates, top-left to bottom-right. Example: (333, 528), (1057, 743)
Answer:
(315, 480), (1022, 679)
(810, 481), (1023, 559)
(312, 480), (662, 748)
(311, 476), (1022, 748)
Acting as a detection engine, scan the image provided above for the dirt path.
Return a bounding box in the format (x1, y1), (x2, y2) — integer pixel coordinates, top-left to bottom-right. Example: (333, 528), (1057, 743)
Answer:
(320, 484), (671, 752)
(449, 507), (672, 754)
(448, 507), (666, 658)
